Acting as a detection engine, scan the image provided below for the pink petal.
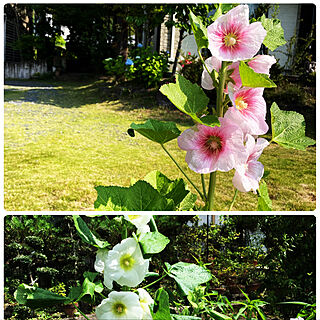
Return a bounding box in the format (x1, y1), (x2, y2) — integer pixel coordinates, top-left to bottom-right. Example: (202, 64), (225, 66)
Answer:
(234, 22), (267, 61)
(233, 160), (264, 192)
(201, 57), (221, 90)
(177, 127), (199, 151)
(185, 149), (215, 174)
(248, 55), (277, 75)
(213, 5), (249, 29)
(249, 138), (269, 161)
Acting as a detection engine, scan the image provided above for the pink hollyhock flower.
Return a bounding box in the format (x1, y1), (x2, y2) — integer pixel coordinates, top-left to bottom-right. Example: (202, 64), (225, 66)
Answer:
(207, 5), (266, 62)
(177, 117), (246, 174)
(233, 134), (269, 192)
(201, 55), (276, 91)
(225, 83), (268, 136)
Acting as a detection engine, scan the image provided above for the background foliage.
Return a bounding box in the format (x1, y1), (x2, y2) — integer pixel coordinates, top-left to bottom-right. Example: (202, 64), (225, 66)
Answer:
(4, 215), (316, 319)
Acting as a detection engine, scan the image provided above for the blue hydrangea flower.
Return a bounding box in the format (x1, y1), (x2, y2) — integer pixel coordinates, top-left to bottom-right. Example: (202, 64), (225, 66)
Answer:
(125, 59), (134, 66)
(137, 43), (143, 48)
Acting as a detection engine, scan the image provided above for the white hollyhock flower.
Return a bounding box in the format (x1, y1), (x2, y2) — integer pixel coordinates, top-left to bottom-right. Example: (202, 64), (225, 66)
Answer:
(137, 288), (154, 320)
(96, 291), (143, 320)
(124, 215), (152, 234)
(94, 248), (109, 273)
(104, 238), (149, 289)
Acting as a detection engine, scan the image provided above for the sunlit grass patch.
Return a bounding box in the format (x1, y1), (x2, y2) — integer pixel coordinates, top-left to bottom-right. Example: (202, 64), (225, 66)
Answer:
(4, 79), (316, 211)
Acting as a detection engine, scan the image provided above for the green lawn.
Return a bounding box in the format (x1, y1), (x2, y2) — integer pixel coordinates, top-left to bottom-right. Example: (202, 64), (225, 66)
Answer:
(4, 78), (316, 211)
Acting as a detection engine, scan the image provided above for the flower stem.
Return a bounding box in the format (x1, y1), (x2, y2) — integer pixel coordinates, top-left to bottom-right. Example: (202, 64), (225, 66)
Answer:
(207, 172), (217, 211)
(201, 174), (207, 200)
(228, 189), (238, 211)
(217, 61), (228, 117)
(72, 302), (90, 320)
(141, 273), (167, 290)
(161, 144), (205, 201)
(207, 61), (228, 211)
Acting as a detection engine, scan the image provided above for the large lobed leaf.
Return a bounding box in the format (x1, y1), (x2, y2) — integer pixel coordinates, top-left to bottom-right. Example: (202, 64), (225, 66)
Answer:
(166, 262), (212, 296)
(95, 171), (197, 211)
(130, 119), (181, 145)
(95, 181), (174, 211)
(15, 284), (70, 308)
(139, 231), (170, 255)
(239, 61), (276, 88)
(270, 102), (315, 150)
(260, 14), (287, 51)
(143, 171), (196, 210)
(160, 74), (219, 127)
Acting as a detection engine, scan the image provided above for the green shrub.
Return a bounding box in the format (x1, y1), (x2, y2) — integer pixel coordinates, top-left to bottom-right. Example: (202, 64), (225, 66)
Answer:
(178, 51), (203, 85)
(103, 45), (169, 88)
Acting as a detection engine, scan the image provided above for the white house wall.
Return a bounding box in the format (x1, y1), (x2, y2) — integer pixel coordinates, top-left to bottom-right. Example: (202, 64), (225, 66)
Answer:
(268, 4), (300, 68)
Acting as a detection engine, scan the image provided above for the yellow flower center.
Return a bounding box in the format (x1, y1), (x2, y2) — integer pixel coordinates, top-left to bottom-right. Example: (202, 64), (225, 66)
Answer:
(224, 33), (237, 47)
(128, 215), (140, 220)
(120, 253), (135, 271)
(235, 97), (248, 110)
(113, 302), (126, 315)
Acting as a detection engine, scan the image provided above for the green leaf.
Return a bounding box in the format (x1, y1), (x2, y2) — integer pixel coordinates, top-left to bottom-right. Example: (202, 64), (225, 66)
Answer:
(143, 171), (195, 208)
(130, 119), (181, 144)
(260, 14), (286, 51)
(189, 10), (208, 49)
(172, 316), (201, 320)
(94, 181), (174, 211)
(212, 4), (236, 21)
(15, 284), (69, 308)
(68, 286), (82, 302)
(167, 262), (212, 296)
(55, 34), (66, 50)
(270, 102), (315, 150)
(151, 288), (172, 320)
(160, 74), (219, 127)
(235, 306), (248, 320)
(83, 271), (98, 283)
(176, 192), (197, 211)
(257, 180), (272, 211)
(94, 282), (104, 293)
(73, 215), (109, 248)
(139, 231), (170, 254)
(77, 278), (96, 301)
(205, 308), (233, 320)
(239, 61), (276, 88)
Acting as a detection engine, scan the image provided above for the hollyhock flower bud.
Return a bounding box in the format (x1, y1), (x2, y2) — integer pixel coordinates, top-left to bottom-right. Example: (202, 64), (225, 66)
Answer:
(94, 248), (109, 273)
(225, 83), (268, 136)
(103, 238), (149, 289)
(177, 117), (246, 174)
(207, 5), (266, 61)
(124, 215), (152, 234)
(96, 291), (143, 320)
(233, 135), (269, 192)
(137, 288), (154, 319)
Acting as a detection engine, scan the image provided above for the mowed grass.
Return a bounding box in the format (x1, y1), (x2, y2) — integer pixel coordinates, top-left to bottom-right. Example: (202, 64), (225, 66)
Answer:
(4, 79), (316, 211)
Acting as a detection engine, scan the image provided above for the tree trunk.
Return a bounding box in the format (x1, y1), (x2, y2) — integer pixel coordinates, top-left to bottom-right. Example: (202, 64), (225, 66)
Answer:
(119, 15), (129, 60)
(171, 28), (185, 75)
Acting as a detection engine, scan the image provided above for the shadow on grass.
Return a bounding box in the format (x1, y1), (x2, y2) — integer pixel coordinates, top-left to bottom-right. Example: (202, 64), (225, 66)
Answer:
(4, 78), (107, 109)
